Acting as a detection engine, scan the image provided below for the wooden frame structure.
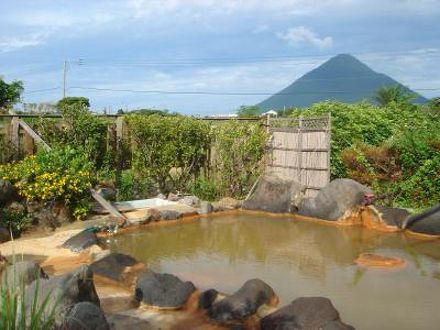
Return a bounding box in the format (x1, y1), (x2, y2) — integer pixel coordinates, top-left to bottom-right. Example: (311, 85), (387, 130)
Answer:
(266, 114), (331, 197)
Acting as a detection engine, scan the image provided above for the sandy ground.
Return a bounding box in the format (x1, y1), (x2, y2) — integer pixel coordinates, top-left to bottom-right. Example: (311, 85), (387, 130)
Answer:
(0, 229), (82, 259)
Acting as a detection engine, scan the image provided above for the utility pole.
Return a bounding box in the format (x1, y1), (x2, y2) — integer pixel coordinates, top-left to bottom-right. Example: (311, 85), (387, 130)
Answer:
(62, 60), (68, 99)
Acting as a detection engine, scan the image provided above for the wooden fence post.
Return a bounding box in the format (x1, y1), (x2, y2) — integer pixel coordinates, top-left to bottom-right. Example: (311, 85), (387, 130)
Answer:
(298, 116), (304, 185)
(10, 117), (20, 157)
(327, 112), (332, 184)
(115, 116), (124, 182)
(23, 129), (34, 155)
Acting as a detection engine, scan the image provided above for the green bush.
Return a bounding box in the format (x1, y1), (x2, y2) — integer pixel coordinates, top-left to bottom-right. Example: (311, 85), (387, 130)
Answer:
(0, 146), (94, 220)
(34, 104), (110, 168)
(0, 208), (31, 237)
(391, 126), (440, 176)
(211, 120), (268, 198)
(189, 177), (219, 201)
(117, 169), (134, 201)
(288, 101), (394, 178)
(341, 121), (440, 209)
(288, 100), (440, 209)
(398, 154), (440, 207)
(126, 114), (211, 194)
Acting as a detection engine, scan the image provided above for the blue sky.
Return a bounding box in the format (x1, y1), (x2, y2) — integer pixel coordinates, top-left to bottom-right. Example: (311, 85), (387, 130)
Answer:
(1, 0), (439, 115)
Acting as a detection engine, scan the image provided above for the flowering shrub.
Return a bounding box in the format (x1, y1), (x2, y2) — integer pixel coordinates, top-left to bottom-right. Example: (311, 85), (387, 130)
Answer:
(0, 146), (94, 220)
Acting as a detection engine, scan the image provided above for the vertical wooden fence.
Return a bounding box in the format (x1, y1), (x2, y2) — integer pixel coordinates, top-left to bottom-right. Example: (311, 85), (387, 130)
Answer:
(1, 114), (331, 198)
(266, 115), (331, 197)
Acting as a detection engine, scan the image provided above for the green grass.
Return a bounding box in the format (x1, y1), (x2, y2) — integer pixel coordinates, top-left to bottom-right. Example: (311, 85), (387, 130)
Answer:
(0, 259), (57, 330)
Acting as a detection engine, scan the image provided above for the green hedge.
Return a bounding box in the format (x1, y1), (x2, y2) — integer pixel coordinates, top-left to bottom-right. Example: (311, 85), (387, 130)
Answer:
(289, 101), (439, 209)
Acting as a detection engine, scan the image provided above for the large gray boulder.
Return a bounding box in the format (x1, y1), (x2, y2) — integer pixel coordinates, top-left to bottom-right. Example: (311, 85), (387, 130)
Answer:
(27, 200), (72, 230)
(2, 261), (48, 286)
(22, 265), (100, 327)
(243, 173), (306, 213)
(405, 204), (440, 235)
(63, 302), (109, 330)
(159, 209), (183, 220)
(261, 297), (354, 330)
(208, 279), (277, 323)
(212, 197), (242, 211)
(62, 229), (98, 253)
(90, 252), (145, 287)
(298, 178), (372, 221)
(178, 195), (201, 208)
(135, 270), (196, 308)
(373, 206), (411, 229)
(198, 289), (220, 309)
(198, 201), (213, 215)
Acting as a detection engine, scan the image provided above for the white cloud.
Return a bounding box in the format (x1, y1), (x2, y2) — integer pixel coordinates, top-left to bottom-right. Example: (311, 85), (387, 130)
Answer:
(277, 26), (333, 49)
(0, 34), (46, 52)
(4, 0), (439, 43)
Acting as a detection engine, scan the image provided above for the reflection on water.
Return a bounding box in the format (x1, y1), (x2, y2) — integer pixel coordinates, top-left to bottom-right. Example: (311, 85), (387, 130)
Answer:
(107, 214), (440, 330)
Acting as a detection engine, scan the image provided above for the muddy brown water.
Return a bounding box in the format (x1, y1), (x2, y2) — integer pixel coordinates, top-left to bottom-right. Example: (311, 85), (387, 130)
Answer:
(106, 213), (440, 329)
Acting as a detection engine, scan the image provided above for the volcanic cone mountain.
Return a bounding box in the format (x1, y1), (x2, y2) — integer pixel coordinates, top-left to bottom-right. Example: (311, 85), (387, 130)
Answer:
(257, 54), (426, 110)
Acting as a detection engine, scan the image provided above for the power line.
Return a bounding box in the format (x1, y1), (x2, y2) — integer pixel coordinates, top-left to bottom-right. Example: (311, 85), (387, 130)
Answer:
(69, 86), (440, 96)
(22, 85), (440, 97)
(25, 87), (60, 94)
(73, 48), (440, 66)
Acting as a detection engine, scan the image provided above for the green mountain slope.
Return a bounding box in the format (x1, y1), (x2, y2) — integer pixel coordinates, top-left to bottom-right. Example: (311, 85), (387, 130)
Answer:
(257, 54), (427, 110)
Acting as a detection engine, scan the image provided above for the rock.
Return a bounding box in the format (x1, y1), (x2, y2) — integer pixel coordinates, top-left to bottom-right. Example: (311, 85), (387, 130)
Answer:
(124, 208), (161, 226)
(156, 193), (166, 200)
(168, 193), (181, 202)
(261, 297), (354, 330)
(63, 302), (109, 330)
(242, 173), (306, 213)
(62, 229), (99, 253)
(90, 252), (146, 287)
(135, 270), (196, 308)
(2, 261), (48, 286)
(0, 178), (17, 206)
(91, 249), (112, 262)
(198, 289), (219, 309)
(27, 200), (72, 230)
(404, 204), (440, 235)
(355, 253), (405, 268)
(198, 201), (213, 215)
(212, 197), (242, 211)
(178, 195), (201, 208)
(22, 265), (100, 327)
(0, 226), (10, 243)
(160, 209), (183, 220)
(208, 279), (278, 323)
(374, 206), (411, 228)
(298, 178), (372, 221)
(361, 206), (408, 231)
(322, 320), (356, 330)
(107, 313), (152, 329)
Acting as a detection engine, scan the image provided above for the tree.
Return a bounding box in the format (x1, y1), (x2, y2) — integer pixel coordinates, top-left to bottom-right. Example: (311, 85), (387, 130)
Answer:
(0, 77), (23, 110)
(374, 85), (415, 107)
(131, 108), (178, 116)
(237, 105), (261, 118)
(57, 96), (90, 110)
(426, 96), (440, 116)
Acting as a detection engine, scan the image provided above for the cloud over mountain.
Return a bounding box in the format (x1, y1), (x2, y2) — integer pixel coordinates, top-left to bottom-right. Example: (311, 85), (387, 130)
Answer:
(277, 26), (333, 49)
